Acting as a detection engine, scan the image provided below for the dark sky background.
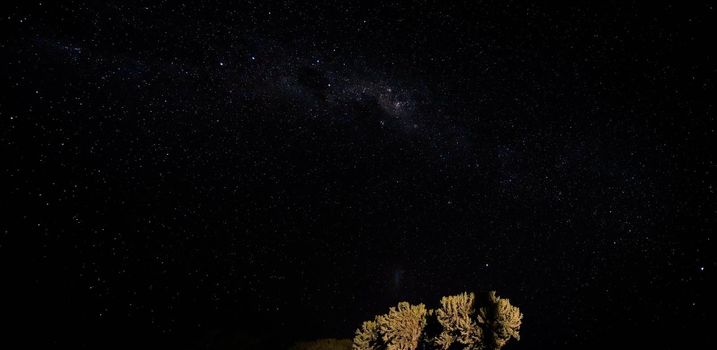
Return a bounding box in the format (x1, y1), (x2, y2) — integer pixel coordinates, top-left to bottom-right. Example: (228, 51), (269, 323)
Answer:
(1, 1), (714, 349)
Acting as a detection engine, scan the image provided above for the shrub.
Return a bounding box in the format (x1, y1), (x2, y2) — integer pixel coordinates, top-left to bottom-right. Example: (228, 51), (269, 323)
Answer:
(476, 291), (522, 350)
(433, 292), (482, 349)
(353, 291), (522, 350)
(354, 302), (428, 350)
(377, 302), (428, 350)
(354, 319), (381, 350)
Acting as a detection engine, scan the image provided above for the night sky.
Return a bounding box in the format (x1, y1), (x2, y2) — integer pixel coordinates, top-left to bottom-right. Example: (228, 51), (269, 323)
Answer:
(2, 1), (714, 349)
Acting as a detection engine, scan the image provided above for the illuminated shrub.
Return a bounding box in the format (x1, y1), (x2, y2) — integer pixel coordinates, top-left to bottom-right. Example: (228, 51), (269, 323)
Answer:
(377, 302), (428, 350)
(353, 291), (522, 350)
(476, 291), (522, 350)
(354, 319), (382, 350)
(433, 292), (482, 349)
(353, 302), (428, 350)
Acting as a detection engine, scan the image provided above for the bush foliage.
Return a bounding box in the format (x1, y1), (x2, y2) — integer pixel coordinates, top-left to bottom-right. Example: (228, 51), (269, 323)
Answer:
(353, 291), (522, 350)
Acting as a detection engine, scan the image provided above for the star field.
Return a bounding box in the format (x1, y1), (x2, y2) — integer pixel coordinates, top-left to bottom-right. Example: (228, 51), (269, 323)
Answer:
(1, 1), (714, 349)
